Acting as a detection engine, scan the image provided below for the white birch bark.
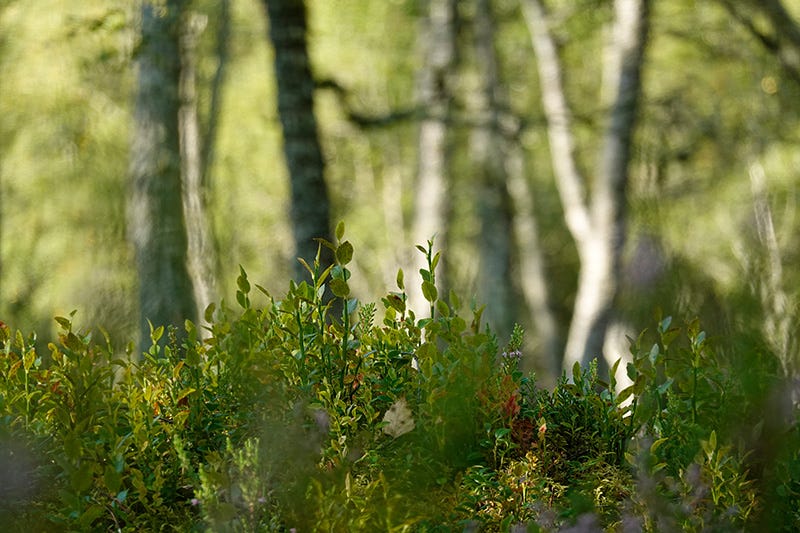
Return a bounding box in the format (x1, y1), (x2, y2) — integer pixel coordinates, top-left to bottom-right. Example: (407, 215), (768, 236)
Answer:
(409, 0), (457, 317)
(179, 11), (218, 326)
(522, 0), (650, 371)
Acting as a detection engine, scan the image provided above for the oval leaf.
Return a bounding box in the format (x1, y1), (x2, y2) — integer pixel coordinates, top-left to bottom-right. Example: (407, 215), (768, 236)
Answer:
(336, 241), (354, 265)
(421, 280), (437, 303)
(329, 278), (350, 298)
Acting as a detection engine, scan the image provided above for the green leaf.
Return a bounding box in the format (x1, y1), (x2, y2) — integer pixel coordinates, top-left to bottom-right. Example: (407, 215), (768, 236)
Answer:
(661, 328), (680, 348)
(396, 268), (405, 290)
(449, 289), (460, 310)
(648, 343), (660, 365)
(150, 323), (164, 344)
(331, 264), (351, 281)
(237, 266), (251, 294)
(436, 299), (450, 317)
(694, 330), (707, 348)
(185, 320), (197, 344)
(616, 386), (633, 405)
(204, 302), (216, 323)
(494, 427), (511, 440)
(176, 387), (196, 402)
(104, 465), (122, 494)
(650, 437), (669, 454)
(236, 290), (249, 309)
(330, 278), (350, 298)
(385, 294), (405, 313)
(656, 378), (673, 395)
(297, 257), (315, 277)
(23, 349), (36, 371)
(336, 240), (354, 265)
(64, 332), (85, 352)
(421, 280), (437, 303)
(336, 220), (345, 241)
(54, 316), (72, 331)
(315, 237), (337, 253)
(450, 316), (466, 334)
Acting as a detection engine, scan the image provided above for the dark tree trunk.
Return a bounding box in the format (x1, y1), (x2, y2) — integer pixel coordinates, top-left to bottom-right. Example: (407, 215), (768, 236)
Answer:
(262, 0), (332, 280)
(128, 0), (197, 350)
(471, 0), (516, 340)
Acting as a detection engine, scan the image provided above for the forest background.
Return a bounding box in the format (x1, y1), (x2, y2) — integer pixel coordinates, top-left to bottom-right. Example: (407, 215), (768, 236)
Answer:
(1, 0), (799, 385)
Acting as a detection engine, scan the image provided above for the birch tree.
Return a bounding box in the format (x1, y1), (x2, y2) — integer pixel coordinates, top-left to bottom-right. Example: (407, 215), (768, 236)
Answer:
(129, 0), (197, 349)
(522, 0), (650, 371)
(409, 0), (457, 316)
(179, 10), (218, 324)
(471, 0), (561, 369)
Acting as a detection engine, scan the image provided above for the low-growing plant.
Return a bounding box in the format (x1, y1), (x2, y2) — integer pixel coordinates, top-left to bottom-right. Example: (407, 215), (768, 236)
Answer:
(0, 225), (797, 531)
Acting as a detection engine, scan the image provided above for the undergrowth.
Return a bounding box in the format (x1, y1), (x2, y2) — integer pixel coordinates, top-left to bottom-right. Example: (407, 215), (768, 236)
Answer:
(0, 223), (797, 531)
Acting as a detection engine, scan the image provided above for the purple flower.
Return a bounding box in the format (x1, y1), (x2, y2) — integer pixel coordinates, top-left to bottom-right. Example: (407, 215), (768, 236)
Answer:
(502, 349), (522, 360)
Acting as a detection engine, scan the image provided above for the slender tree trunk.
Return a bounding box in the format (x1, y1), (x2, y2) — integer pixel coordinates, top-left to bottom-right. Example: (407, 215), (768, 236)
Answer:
(749, 162), (795, 375)
(409, 0), (457, 317)
(129, 0), (197, 350)
(471, 0), (516, 340)
(506, 147), (562, 375)
(202, 0), (230, 191)
(179, 10), (217, 323)
(262, 0), (333, 280)
(522, 0), (650, 371)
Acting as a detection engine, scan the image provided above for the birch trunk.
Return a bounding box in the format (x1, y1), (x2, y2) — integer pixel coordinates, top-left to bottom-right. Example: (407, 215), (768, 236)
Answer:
(523, 0), (650, 371)
(409, 0), (457, 316)
(179, 11), (218, 324)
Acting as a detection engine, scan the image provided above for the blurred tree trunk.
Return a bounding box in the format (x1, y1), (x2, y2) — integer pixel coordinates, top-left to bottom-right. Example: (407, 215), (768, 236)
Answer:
(179, 10), (218, 325)
(522, 0), (650, 371)
(202, 0), (230, 190)
(129, 0), (197, 349)
(470, 0), (517, 342)
(507, 145), (562, 375)
(474, 0), (559, 372)
(409, 0), (457, 317)
(748, 162), (796, 375)
(262, 0), (333, 280)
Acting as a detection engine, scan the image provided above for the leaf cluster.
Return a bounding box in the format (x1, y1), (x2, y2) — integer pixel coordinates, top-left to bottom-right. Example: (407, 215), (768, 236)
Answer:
(0, 229), (798, 531)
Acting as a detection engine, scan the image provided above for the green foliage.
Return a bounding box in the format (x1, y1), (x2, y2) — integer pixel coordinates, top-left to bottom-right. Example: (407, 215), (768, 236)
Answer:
(0, 235), (798, 531)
